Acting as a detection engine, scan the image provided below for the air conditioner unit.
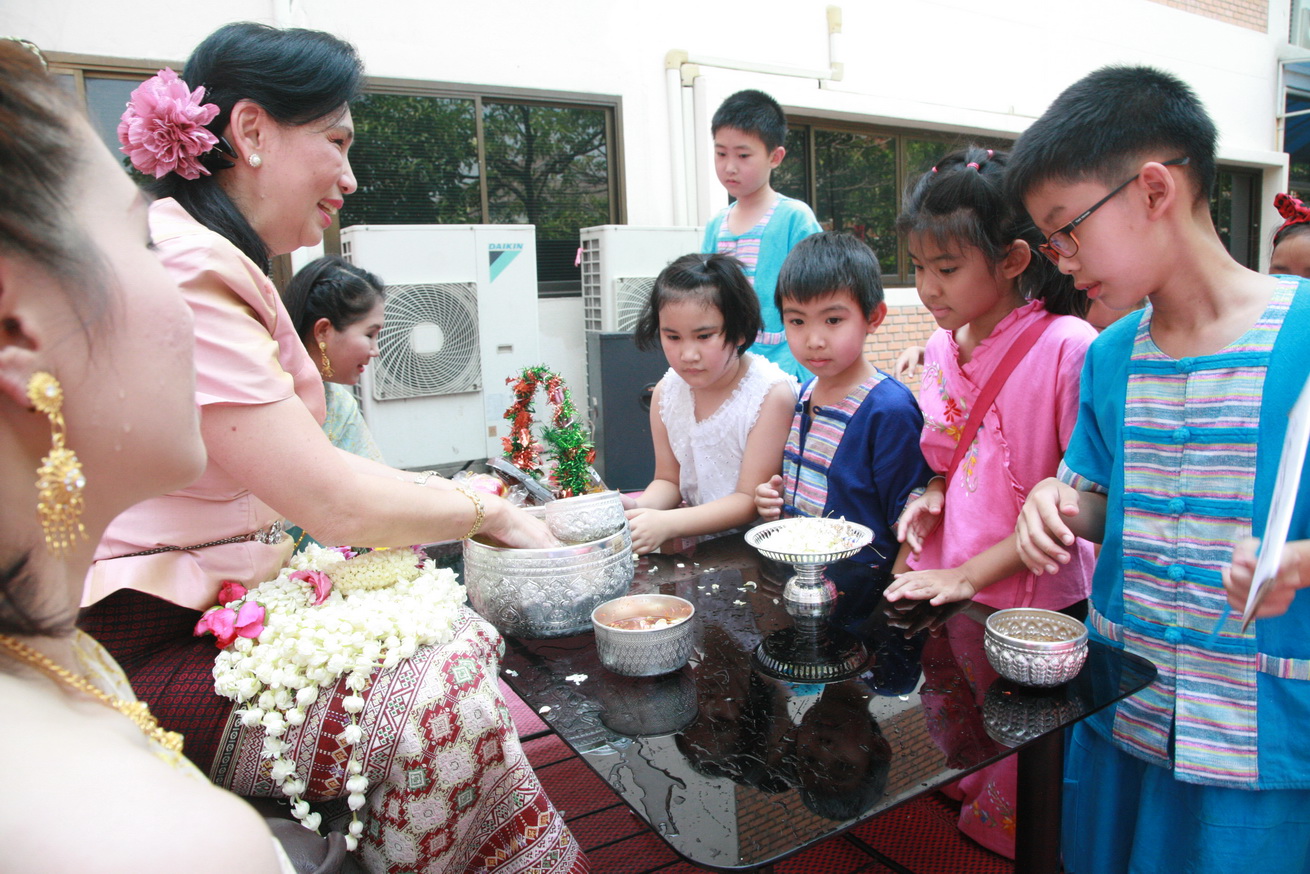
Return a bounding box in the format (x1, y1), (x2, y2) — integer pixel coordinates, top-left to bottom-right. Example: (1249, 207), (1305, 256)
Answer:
(340, 224), (539, 470)
(578, 225), (703, 333)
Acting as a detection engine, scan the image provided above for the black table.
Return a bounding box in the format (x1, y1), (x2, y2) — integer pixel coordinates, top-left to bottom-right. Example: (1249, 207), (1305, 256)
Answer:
(500, 534), (1155, 872)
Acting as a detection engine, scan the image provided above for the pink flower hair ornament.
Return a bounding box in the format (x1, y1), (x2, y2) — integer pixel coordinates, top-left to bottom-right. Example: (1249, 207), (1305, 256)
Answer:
(117, 67), (232, 180)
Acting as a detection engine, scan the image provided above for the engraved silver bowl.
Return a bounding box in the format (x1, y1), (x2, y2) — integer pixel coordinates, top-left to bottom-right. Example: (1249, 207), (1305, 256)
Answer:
(592, 594), (695, 677)
(544, 490), (626, 543)
(984, 608), (1088, 688)
(745, 518), (873, 617)
(463, 525), (634, 639)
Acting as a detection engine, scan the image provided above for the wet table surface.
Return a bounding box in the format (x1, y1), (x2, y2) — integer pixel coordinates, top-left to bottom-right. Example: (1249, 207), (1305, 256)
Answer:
(499, 534), (1156, 872)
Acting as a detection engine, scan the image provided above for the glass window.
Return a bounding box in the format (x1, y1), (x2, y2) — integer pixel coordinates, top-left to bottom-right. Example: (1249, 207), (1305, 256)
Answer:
(341, 93), (481, 226)
(779, 122), (1001, 283)
(482, 101), (612, 284)
(1286, 91), (1310, 200)
(1212, 167), (1260, 270)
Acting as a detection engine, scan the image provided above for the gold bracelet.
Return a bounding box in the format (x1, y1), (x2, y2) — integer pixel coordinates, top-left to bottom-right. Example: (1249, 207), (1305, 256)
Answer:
(455, 485), (485, 540)
(414, 470), (441, 485)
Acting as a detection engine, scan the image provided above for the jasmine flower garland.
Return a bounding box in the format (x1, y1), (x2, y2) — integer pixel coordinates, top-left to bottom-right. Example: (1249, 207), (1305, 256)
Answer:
(205, 544), (466, 849)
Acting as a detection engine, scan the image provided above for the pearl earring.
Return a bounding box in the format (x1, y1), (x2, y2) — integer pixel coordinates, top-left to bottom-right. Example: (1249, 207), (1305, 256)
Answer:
(247, 153), (262, 168)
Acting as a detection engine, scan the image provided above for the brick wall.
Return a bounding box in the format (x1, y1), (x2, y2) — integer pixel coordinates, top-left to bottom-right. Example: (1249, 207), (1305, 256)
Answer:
(1147, 0), (1268, 31)
(865, 304), (939, 394)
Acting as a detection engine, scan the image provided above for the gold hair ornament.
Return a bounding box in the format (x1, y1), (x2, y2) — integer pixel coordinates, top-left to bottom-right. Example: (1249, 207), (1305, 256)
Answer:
(318, 341), (334, 379)
(27, 372), (86, 555)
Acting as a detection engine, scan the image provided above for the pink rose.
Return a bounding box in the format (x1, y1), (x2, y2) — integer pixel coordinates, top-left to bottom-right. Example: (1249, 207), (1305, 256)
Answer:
(290, 569), (333, 606)
(117, 68), (220, 180)
(218, 580), (248, 605)
(195, 606), (238, 648)
(329, 546), (357, 560)
(235, 600), (265, 639)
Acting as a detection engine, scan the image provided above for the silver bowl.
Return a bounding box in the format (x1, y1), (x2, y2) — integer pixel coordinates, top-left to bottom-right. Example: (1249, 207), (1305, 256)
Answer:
(463, 525), (634, 638)
(544, 490), (626, 543)
(592, 594), (695, 677)
(745, 518), (873, 616)
(984, 608), (1088, 688)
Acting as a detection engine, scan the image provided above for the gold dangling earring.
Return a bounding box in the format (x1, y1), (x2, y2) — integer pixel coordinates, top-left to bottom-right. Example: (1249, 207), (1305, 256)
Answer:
(26, 372), (86, 556)
(318, 341), (334, 379)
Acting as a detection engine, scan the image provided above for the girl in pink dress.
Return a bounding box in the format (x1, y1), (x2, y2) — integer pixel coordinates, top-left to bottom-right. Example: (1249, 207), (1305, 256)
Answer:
(883, 146), (1096, 858)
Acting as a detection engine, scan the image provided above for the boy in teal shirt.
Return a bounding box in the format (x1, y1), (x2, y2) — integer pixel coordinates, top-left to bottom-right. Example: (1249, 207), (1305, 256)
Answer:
(703, 89), (821, 382)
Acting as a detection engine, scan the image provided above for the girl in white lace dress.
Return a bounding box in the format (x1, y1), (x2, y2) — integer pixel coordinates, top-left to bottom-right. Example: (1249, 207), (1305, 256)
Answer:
(625, 254), (797, 554)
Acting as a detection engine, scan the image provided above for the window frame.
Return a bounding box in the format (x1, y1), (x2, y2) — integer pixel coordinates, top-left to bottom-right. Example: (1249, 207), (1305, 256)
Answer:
(351, 76), (626, 296)
(43, 52), (626, 297)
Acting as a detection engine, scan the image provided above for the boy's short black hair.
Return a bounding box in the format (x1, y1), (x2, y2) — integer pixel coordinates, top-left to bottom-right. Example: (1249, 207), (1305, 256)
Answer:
(633, 252), (762, 355)
(1006, 65), (1217, 207)
(775, 232), (884, 318)
(712, 89), (788, 153)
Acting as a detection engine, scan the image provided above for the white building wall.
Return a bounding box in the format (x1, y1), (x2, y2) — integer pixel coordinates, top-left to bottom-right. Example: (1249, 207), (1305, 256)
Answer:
(5, 0), (1293, 244)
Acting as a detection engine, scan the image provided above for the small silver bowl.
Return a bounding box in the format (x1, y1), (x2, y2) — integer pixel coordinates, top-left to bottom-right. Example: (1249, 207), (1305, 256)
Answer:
(984, 608), (1088, 688)
(592, 594), (695, 677)
(545, 490), (626, 543)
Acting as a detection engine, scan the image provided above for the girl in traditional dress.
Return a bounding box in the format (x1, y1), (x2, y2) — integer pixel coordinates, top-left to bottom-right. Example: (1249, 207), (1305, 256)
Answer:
(79, 22), (586, 874)
(624, 253), (796, 555)
(0, 39), (294, 873)
(884, 146), (1095, 859)
(284, 255), (387, 464)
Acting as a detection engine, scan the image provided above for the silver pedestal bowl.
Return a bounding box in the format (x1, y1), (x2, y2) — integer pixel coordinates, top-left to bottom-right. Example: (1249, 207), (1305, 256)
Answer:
(745, 518), (873, 617)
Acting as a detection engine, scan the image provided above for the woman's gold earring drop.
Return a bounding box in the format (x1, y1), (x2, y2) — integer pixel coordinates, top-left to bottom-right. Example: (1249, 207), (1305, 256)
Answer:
(26, 372), (86, 555)
(247, 153), (262, 168)
(318, 341), (334, 379)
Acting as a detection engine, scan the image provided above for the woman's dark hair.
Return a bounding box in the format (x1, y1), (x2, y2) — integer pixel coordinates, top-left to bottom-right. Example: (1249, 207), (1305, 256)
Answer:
(898, 146), (1088, 319)
(0, 40), (95, 636)
(283, 255), (385, 342)
(148, 22), (364, 273)
(633, 253), (762, 356)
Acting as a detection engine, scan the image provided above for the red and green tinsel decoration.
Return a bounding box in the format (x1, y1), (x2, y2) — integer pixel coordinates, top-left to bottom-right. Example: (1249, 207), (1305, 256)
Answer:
(503, 365), (596, 498)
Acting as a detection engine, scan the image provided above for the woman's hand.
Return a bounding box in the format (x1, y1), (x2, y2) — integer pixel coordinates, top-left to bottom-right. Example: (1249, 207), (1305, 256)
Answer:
(625, 507), (671, 556)
(1015, 478), (1082, 575)
(885, 568), (977, 606)
(479, 498), (558, 549)
(619, 491), (640, 511)
(896, 485), (944, 554)
(1224, 536), (1310, 619)
(755, 475), (784, 522)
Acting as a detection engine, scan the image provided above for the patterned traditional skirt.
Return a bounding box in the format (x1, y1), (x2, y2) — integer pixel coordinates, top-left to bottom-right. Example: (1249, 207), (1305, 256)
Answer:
(81, 589), (588, 874)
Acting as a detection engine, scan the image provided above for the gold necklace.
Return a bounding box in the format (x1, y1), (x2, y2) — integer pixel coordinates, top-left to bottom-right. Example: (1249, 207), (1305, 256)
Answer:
(0, 633), (184, 755)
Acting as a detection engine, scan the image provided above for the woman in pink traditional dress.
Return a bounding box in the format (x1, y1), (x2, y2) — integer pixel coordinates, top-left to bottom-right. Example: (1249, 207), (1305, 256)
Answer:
(882, 146), (1095, 859)
(78, 22), (587, 874)
(0, 39), (295, 873)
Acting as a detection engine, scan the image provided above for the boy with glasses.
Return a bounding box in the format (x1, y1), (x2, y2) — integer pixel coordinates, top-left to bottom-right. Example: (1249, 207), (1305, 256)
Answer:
(1009, 65), (1310, 874)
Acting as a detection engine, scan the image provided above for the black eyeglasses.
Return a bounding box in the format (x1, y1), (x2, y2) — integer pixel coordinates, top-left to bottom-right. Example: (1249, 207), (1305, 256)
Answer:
(1037, 157), (1189, 264)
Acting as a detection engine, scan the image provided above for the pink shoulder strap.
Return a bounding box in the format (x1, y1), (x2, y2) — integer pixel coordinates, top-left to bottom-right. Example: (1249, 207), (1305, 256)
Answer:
(945, 313), (1058, 488)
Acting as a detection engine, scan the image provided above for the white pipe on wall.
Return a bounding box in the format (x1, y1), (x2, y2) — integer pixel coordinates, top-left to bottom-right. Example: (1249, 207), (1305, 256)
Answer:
(665, 59), (688, 226)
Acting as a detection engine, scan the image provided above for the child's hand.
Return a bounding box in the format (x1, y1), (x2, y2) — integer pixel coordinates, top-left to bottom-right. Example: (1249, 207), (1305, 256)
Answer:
(625, 507), (670, 556)
(897, 490), (944, 554)
(619, 491), (639, 511)
(755, 475), (783, 522)
(885, 568), (977, 606)
(893, 345), (925, 381)
(1223, 537), (1310, 619)
(1015, 478), (1081, 575)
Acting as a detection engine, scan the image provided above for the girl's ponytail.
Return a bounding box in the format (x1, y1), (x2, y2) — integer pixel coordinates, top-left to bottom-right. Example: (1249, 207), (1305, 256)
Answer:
(897, 145), (1088, 319)
(633, 252), (762, 354)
